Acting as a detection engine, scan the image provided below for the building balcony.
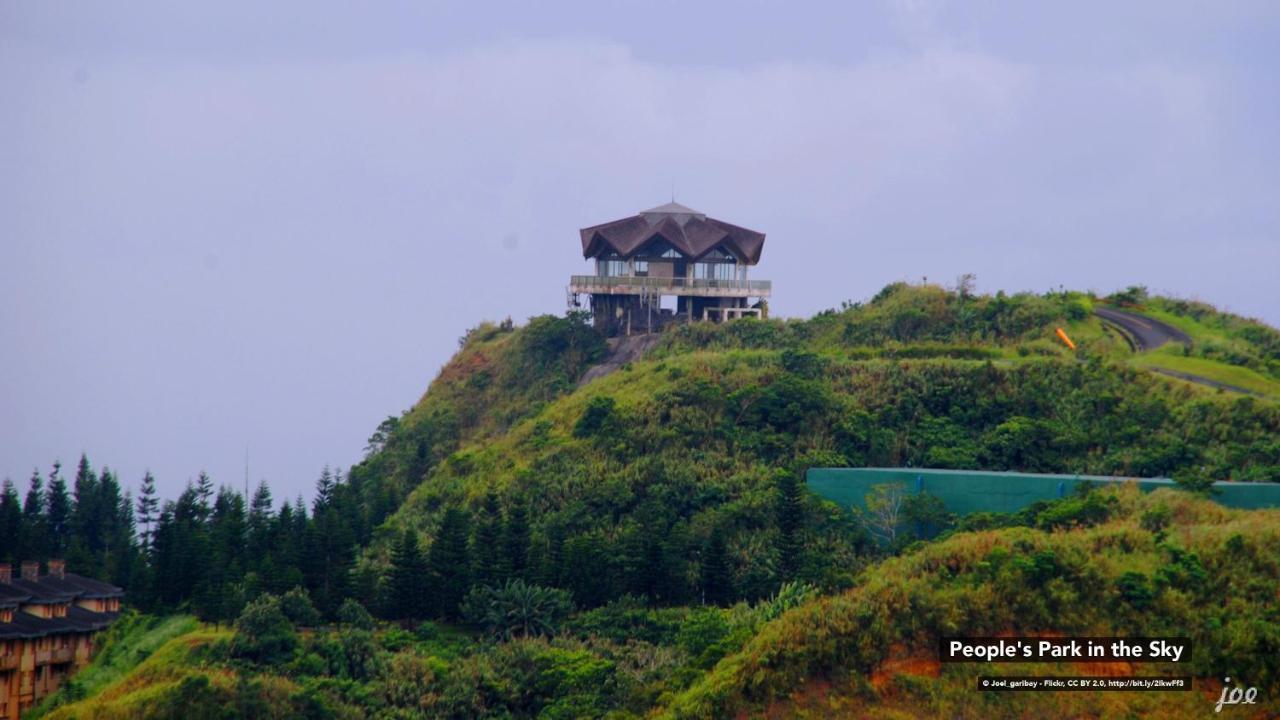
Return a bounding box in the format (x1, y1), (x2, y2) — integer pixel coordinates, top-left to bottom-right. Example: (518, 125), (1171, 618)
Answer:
(51, 648), (74, 664)
(569, 275), (770, 297)
(0, 654), (18, 670)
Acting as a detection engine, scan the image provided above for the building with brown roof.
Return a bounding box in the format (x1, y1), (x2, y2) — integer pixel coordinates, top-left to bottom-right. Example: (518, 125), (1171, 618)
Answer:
(0, 561), (121, 719)
(569, 202), (771, 335)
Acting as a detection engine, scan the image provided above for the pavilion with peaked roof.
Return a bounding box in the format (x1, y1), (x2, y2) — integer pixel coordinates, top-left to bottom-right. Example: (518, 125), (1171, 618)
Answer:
(569, 202), (771, 335)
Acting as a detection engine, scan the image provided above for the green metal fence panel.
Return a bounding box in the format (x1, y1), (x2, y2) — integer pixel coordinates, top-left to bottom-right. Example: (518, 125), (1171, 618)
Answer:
(806, 468), (1280, 514)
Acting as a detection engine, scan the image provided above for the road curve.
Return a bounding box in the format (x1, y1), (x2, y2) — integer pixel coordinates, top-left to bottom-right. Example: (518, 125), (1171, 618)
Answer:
(1094, 307), (1191, 351)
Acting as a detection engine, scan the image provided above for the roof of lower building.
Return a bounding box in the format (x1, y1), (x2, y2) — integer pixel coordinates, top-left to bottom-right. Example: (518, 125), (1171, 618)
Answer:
(0, 607), (118, 639)
(58, 573), (125, 600)
(0, 583), (31, 609)
(580, 202), (766, 265)
(6, 577), (78, 604)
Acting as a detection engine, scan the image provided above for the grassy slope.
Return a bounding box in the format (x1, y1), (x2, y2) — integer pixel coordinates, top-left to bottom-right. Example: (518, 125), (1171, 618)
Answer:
(1131, 348), (1280, 399)
(661, 486), (1280, 719)
(30, 614), (223, 720)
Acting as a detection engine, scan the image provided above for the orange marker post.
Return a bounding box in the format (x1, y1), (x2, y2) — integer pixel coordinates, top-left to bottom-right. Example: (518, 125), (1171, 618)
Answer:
(1055, 327), (1077, 350)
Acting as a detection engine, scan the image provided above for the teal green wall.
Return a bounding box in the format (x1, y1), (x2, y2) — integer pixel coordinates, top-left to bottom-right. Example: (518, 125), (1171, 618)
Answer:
(806, 468), (1280, 514)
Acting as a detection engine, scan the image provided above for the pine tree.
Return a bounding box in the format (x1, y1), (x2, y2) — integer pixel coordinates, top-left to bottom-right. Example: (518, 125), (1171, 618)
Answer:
(308, 505), (354, 616)
(136, 471), (159, 551)
(775, 470), (805, 582)
(94, 466), (127, 579)
(313, 465), (335, 514)
(428, 508), (471, 620)
(195, 472), (214, 522)
(152, 484), (210, 608)
(640, 535), (667, 603)
(202, 487), (248, 622)
(0, 480), (22, 564)
(700, 527), (733, 606)
(247, 479), (274, 561)
(538, 522), (565, 588)
(46, 462), (72, 556)
(72, 454), (101, 552)
(472, 493), (502, 587)
(388, 529), (428, 621)
(21, 469), (47, 559)
(110, 488), (141, 591)
(503, 496), (530, 581)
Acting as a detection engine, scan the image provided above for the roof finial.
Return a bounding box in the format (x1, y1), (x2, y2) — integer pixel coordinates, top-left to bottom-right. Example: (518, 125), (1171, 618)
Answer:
(671, 182), (675, 203)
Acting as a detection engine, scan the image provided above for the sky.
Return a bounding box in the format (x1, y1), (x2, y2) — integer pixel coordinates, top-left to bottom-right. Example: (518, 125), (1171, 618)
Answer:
(3, 1), (1278, 504)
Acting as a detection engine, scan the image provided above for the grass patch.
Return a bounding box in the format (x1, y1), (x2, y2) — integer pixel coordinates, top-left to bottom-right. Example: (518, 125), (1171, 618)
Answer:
(1131, 349), (1280, 400)
(29, 613), (200, 718)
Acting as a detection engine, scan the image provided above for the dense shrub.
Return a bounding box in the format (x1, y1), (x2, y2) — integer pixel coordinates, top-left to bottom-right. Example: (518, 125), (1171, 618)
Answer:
(461, 580), (574, 640)
(231, 594), (298, 665)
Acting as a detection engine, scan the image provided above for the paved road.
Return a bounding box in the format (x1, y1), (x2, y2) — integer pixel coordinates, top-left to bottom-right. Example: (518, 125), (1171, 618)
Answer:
(1148, 368), (1263, 398)
(1093, 307), (1266, 397)
(1094, 307), (1192, 351)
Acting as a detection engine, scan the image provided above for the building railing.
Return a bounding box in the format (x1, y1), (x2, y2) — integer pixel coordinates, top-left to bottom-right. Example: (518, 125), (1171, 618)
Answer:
(569, 275), (771, 293)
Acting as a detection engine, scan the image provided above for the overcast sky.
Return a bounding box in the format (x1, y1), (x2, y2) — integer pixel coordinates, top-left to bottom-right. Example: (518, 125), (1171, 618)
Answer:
(3, 1), (1278, 504)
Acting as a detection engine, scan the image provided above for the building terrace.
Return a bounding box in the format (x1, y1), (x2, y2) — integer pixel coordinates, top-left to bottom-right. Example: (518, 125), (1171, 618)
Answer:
(569, 202), (771, 335)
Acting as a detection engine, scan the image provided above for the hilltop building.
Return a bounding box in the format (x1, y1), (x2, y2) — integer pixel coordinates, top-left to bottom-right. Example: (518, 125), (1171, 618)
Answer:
(0, 561), (122, 719)
(569, 202), (771, 335)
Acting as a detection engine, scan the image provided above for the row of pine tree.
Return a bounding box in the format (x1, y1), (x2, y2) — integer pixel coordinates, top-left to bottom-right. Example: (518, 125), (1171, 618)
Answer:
(0, 455), (808, 624)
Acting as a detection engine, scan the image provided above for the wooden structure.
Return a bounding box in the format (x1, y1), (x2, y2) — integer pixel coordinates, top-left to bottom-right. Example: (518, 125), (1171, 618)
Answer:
(0, 561), (122, 719)
(569, 202), (771, 335)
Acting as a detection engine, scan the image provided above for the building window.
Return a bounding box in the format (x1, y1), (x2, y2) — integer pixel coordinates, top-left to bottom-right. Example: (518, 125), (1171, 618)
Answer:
(634, 260), (649, 276)
(599, 260), (627, 277)
(694, 262), (737, 281)
(661, 248), (681, 258)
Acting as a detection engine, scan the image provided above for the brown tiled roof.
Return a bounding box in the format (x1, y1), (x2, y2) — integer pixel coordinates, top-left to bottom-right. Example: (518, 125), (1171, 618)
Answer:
(580, 202), (766, 265)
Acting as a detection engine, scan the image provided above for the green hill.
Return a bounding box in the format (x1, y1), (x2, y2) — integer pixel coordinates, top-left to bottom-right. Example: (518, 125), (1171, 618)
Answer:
(44, 283), (1280, 718)
(348, 284), (1278, 608)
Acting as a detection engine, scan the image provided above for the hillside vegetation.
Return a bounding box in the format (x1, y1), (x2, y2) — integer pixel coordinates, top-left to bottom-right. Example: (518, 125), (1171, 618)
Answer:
(41, 487), (1280, 719)
(349, 284), (1278, 614)
(44, 282), (1280, 718)
(662, 485), (1280, 718)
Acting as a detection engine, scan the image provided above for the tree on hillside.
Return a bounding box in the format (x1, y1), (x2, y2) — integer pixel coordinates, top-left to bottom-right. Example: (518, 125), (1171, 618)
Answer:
(313, 465), (336, 513)
(151, 484), (211, 608)
(246, 479), (273, 560)
(305, 502), (355, 615)
(503, 496), (530, 581)
(21, 469), (47, 559)
(231, 593), (297, 665)
(0, 480), (22, 565)
(70, 455), (100, 569)
(387, 529), (428, 621)
(700, 527), (733, 606)
(864, 483), (907, 546)
(136, 471), (159, 551)
(775, 471), (805, 581)
(195, 471), (214, 522)
(472, 493), (502, 588)
(460, 580), (573, 640)
(428, 508), (471, 620)
(46, 462), (71, 556)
